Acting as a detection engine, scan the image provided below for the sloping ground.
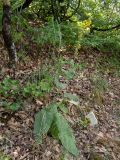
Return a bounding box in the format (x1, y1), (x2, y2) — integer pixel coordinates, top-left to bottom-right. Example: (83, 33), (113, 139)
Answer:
(0, 45), (120, 160)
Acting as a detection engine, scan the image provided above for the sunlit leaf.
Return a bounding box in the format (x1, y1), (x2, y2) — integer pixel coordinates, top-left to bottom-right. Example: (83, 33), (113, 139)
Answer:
(55, 113), (79, 156)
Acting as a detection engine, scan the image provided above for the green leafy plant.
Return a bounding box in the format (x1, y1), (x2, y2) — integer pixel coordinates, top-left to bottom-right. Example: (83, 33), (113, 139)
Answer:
(30, 19), (86, 52)
(63, 92), (79, 106)
(81, 31), (120, 54)
(23, 82), (45, 98)
(0, 78), (20, 97)
(58, 102), (69, 114)
(34, 103), (79, 156)
(64, 93), (79, 102)
(32, 20), (61, 47)
(0, 101), (21, 111)
(54, 76), (67, 89)
(0, 78), (21, 111)
(54, 58), (79, 87)
(23, 76), (53, 98)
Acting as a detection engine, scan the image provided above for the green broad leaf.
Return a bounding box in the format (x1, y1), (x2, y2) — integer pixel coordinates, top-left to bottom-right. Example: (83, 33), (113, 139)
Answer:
(63, 70), (75, 80)
(54, 77), (67, 89)
(9, 102), (21, 111)
(55, 113), (79, 156)
(34, 103), (57, 144)
(58, 103), (68, 114)
(40, 81), (51, 91)
(64, 93), (79, 102)
(50, 122), (59, 139)
(69, 100), (79, 106)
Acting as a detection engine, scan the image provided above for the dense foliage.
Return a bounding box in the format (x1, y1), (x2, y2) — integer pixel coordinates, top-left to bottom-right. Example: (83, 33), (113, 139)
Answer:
(0, 0), (120, 55)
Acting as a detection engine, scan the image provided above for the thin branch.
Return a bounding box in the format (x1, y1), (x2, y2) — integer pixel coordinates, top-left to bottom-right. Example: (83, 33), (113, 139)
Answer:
(64, 0), (81, 20)
(91, 23), (120, 33)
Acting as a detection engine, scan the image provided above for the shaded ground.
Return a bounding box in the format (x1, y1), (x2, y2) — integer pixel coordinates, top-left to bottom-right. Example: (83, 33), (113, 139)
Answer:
(0, 39), (120, 160)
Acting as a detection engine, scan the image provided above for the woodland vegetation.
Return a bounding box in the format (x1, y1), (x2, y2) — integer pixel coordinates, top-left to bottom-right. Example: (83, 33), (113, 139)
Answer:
(0, 0), (120, 160)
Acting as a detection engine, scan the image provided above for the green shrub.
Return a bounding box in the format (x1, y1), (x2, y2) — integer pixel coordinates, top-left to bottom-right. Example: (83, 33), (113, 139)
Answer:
(31, 19), (88, 52)
(81, 30), (120, 54)
(0, 78), (21, 111)
(23, 78), (53, 98)
(0, 78), (20, 98)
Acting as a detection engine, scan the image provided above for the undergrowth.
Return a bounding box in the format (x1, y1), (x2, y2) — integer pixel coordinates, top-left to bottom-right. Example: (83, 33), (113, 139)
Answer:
(0, 57), (84, 156)
(96, 54), (120, 77)
(81, 31), (120, 54)
(0, 1), (120, 159)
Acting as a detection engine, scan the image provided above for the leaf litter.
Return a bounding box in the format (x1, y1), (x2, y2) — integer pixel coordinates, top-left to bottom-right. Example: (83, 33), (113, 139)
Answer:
(0, 46), (120, 160)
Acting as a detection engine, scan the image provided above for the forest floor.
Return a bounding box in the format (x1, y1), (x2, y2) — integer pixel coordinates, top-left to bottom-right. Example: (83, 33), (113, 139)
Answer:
(0, 39), (120, 160)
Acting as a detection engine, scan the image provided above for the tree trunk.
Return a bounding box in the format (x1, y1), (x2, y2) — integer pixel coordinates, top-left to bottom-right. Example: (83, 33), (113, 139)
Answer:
(2, 0), (17, 68)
